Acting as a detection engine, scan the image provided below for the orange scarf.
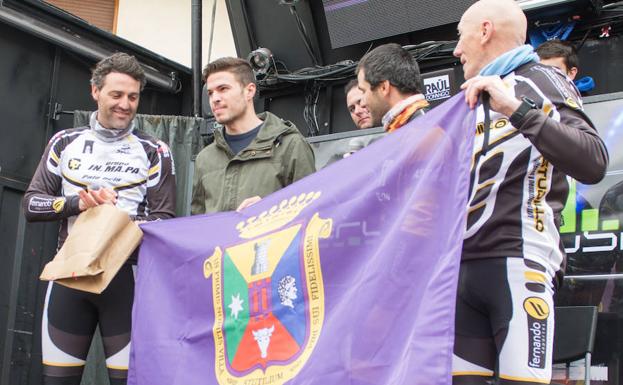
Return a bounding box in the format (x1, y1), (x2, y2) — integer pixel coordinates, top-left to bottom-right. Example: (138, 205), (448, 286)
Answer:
(385, 99), (430, 133)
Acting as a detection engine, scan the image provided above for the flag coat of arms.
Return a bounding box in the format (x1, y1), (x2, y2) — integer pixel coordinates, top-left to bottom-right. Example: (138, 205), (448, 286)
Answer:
(129, 94), (475, 385)
(207, 208), (330, 384)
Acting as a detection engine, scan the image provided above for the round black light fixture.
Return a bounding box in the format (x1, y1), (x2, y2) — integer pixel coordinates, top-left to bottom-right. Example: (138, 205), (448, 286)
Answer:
(247, 47), (273, 74)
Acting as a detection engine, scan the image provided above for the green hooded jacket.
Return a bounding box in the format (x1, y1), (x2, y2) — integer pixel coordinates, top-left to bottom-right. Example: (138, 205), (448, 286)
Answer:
(191, 112), (316, 214)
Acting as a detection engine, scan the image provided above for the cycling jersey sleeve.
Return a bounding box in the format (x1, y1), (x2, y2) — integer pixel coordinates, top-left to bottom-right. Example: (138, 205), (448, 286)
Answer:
(512, 68), (609, 185)
(23, 133), (82, 222)
(513, 106), (608, 185)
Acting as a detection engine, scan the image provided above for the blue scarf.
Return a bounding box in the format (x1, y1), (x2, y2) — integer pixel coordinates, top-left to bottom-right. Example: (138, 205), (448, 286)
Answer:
(479, 44), (539, 77)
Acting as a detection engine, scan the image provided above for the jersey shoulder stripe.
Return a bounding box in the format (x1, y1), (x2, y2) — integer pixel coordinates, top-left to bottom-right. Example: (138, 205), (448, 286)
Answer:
(515, 63), (582, 110)
(47, 127), (89, 172)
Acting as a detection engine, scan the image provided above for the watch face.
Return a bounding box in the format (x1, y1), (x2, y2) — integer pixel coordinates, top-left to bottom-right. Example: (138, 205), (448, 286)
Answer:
(522, 96), (538, 109)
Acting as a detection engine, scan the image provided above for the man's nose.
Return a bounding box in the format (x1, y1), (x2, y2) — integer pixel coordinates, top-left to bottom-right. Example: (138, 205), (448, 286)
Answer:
(359, 97), (367, 109)
(118, 96), (130, 109)
(355, 104), (366, 116)
(453, 44), (461, 58)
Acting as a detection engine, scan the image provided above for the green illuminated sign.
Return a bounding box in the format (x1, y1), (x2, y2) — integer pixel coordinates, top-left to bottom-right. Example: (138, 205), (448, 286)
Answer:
(560, 179), (620, 233)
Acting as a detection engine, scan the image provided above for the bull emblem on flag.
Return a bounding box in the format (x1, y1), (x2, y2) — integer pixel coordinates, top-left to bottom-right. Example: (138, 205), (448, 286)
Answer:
(203, 192), (332, 385)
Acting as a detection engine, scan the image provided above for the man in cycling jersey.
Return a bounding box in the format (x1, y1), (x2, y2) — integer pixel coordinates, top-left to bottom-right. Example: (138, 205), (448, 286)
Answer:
(23, 52), (176, 385)
(452, 1), (608, 384)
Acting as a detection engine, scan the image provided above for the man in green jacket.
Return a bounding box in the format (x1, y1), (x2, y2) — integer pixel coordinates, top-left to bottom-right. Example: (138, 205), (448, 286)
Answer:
(191, 57), (316, 214)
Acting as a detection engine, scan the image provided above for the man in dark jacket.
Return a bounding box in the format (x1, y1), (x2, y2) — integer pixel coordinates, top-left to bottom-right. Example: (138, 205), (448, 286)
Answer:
(191, 57), (315, 214)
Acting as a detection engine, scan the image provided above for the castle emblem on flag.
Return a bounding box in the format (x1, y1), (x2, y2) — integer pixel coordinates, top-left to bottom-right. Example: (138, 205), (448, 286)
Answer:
(203, 192), (332, 385)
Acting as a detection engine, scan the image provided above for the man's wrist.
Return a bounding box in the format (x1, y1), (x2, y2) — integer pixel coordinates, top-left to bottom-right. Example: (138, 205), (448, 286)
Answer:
(508, 96), (538, 127)
(69, 195), (83, 214)
(504, 99), (523, 118)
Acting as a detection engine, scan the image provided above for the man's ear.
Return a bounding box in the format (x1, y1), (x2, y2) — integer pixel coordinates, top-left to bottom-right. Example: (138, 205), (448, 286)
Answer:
(379, 80), (391, 96)
(245, 82), (257, 100)
(480, 20), (493, 44)
(91, 84), (99, 102)
(568, 67), (578, 81)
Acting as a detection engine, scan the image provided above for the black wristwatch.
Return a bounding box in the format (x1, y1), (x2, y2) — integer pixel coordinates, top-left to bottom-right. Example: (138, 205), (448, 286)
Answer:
(509, 96), (538, 127)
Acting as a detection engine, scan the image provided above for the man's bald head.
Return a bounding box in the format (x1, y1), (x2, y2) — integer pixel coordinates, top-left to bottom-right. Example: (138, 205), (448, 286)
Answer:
(454, 0), (528, 79)
(462, 0), (527, 44)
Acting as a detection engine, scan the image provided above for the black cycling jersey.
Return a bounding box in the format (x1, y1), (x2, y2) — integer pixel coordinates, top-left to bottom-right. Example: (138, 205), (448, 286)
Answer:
(462, 62), (608, 286)
(24, 125), (176, 247)
(23, 124), (176, 385)
(454, 62), (607, 385)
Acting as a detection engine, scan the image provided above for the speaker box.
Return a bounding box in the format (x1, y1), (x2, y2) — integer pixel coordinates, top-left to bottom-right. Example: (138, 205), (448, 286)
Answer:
(421, 66), (465, 108)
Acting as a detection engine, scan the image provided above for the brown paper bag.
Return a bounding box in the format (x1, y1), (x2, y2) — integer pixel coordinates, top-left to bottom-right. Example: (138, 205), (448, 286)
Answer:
(40, 204), (143, 294)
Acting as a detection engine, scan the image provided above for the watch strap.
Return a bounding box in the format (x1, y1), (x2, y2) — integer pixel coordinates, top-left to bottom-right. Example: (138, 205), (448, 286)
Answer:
(509, 97), (537, 127)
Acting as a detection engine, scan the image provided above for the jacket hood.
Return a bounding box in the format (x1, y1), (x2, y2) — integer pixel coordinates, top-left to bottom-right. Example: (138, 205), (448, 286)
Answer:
(213, 111), (302, 152)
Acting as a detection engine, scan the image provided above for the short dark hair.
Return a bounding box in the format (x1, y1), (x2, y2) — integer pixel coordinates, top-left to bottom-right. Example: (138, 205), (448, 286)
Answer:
(202, 57), (256, 86)
(344, 79), (359, 96)
(91, 52), (146, 91)
(356, 43), (423, 95)
(536, 40), (579, 71)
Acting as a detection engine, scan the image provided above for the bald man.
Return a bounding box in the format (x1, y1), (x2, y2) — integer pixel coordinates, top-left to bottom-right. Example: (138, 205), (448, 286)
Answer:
(452, 1), (608, 384)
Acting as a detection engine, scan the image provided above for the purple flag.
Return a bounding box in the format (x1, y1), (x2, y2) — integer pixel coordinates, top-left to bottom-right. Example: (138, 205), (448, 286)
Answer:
(129, 93), (474, 385)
